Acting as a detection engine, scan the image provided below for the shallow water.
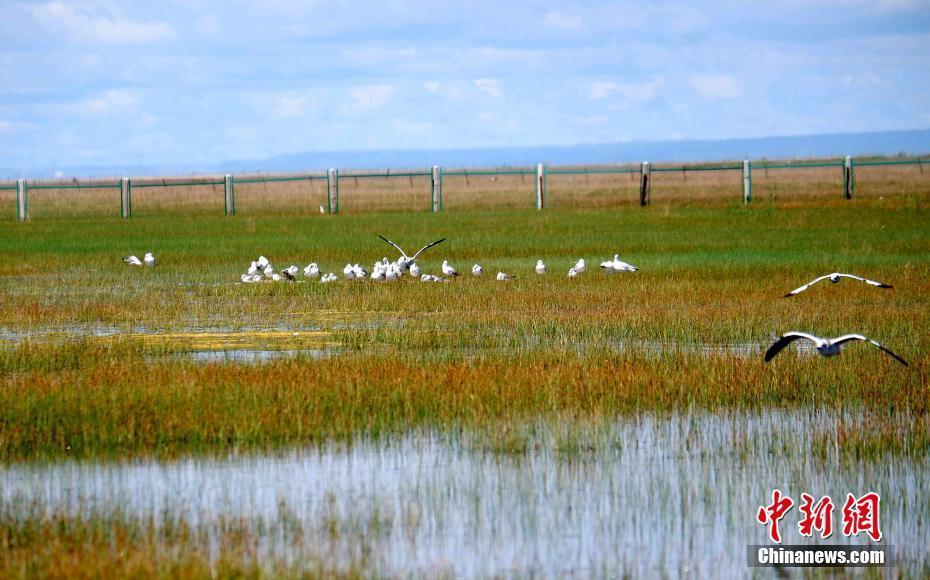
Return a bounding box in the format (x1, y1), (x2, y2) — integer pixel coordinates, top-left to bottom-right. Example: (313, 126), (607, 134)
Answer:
(1, 409), (925, 576)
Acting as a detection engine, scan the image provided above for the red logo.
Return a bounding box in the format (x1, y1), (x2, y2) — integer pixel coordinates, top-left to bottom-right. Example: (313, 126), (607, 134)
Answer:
(757, 491), (882, 543)
(757, 489), (794, 543)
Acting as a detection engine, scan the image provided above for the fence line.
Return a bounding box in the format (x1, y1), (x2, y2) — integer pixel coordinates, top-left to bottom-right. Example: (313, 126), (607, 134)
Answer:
(4, 156), (928, 221)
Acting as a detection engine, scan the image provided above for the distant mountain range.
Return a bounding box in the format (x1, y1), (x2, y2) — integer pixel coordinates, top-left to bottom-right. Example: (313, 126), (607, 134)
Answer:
(7, 128), (930, 179)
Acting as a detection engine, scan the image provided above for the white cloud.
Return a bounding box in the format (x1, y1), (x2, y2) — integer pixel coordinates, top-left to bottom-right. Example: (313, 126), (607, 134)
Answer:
(474, 78), (502, 98)
(689, 74), (740, 99)
(541, 11), (583, 31)
(590, 78), (663, 101)
(346, 84), (396, 112)
(31, 2), (175, 44)
(78, 90), (141, 115)
(423, 80), (464, 101)
(244, 91), (320, 120)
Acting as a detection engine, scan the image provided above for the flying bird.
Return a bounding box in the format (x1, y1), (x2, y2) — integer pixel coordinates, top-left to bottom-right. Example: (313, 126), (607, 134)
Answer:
(123, 255), (142, 266)
(535, 260), (546, 275)
(442, 260), (459, 277)
(378, 235), (446, 270)
(784, 273), (892, 297)
(764, 332), (908, 366)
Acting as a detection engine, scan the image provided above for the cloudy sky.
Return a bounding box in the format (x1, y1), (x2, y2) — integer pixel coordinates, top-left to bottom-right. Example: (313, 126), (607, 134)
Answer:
(1, 0), (929, 171)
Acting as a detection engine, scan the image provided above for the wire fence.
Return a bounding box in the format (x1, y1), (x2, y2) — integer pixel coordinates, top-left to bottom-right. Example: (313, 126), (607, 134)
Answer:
(2, 156), (928, 222)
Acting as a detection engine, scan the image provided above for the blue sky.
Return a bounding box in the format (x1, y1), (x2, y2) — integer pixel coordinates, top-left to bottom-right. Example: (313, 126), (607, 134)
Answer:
(1, 0), (929, 171)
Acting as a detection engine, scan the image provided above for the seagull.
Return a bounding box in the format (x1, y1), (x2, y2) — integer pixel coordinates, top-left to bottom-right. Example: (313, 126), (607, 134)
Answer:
(378, 235), (447, 271)
(321, 273), (337, 283)
(409, 263), (421, 278)
(282, 265), (299, 277)
(603, 254), (637, 273)
(784, 273), (892, 297)
(257, 256), (270, 269)
(143, 252), (156, 267)
(442, 260), (459, 277)
(764, 332), (908, 366)
(568, 268), (578, 278)
(319, 205), (326, 214)
(353, 264), (368, 279)
(420, 274), (446, 283)
(343, 263), (356, 280)
(472, 264), (483, 276)
(304, 263), (320, 278)
(123, 255), (142, 266)
(271, 273), (282, 282)
(248, 262), (259, 276)
(240, 274), (252, 283)
(535, 260), (546, 275)
(574, 259), (586, 273)
(496, 271), (516, 281)
(262, 264), (274, 278)
(371, 268), (386, 281)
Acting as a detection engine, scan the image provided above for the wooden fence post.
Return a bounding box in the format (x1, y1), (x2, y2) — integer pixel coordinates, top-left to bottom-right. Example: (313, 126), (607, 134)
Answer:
(843, 156), (854, 200)
(536, 163), (545, 209)
(431, 165), (442, 212)
(640, 162), (650, 206)
(120, 177), (131, 218)
(224, 174), (235, 215)
(742, 159), (752, 203)
(16, 179), (27, 222)
(327, 168), (339, 214)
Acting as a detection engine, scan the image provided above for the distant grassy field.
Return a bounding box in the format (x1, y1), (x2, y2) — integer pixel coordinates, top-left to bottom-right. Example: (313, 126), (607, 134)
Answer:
(0, 195), (927, 460)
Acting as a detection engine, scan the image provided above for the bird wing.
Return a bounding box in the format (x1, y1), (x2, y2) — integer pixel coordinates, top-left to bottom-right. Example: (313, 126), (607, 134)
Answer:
(378, 235), (408, 258)
(832, 335), (908, 366)
(834, 273), (892, 288)
(410, 238), (446, 260)
(764, 332), (819, 362)
(784, 274), (831, 297)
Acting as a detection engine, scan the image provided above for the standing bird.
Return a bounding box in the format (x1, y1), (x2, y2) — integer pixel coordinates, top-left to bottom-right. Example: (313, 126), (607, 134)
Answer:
(442, 260), (459, 277)
(784, 273), (892, 297)
(574, 259), (586, 273)
(471, 264), (483, 276)
(764, 332), (907, 366)
(262, 264), (274, 279)
(123, 255), (142, 266)
(304, 263), (320, 278)
(535, 260), (546, 275)
(343, 263), (356, 280)
(378, 235), (447, 271)
(143, 252), (156, 267)
(409, 263), (421, 278)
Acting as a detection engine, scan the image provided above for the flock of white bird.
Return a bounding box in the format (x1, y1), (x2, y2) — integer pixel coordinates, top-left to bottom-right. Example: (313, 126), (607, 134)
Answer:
(231, 236), (642, 286)
(123, 239), (908, 366)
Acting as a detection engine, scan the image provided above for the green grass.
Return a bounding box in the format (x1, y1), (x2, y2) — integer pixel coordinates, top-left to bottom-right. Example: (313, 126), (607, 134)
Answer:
(0, 201), (927, 460)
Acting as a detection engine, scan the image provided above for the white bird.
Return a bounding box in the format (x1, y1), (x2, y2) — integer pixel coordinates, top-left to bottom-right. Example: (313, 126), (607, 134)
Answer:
(353, 264), (368, 279)
(574, 259), (586, 273)
(271, 273), (282, 282)
(784, 273), (892, 297)
(143, 252), (156, 267)
(496, 271), (516, 281)
(602, 254), (637, 273)
(568, 268), (578, 278)
(319, 205), (326, 214)
(343, 263), (356, 280)
(442, 260), (459, 277)
(371, 268), (385, 281)
(123, 255), (142, 266)
(247, 262), (259, 276)
(304, 263), (320, 278)
(471, 264), (483, 276)
(535, 260), (546, 275)
(321, 273), (337, 283)
(240, 274), (252, 283)
(409, 263), (421, 278)
(420, 274), (446, 283)
(378, 235), (447, 271)
(282, 265), (299, 276)
(257, 256), (270, 269)
(262, 264), (274, 278)
(385, 264), (399, 281)
(764, 332), (908, 366)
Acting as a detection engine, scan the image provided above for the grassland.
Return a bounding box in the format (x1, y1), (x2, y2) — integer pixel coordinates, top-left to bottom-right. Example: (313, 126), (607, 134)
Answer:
(0, 169), (928, 576)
